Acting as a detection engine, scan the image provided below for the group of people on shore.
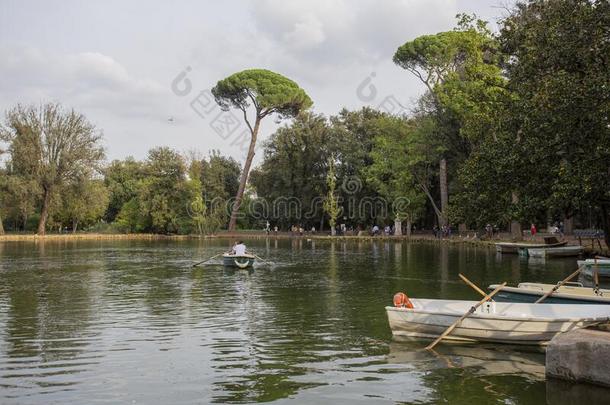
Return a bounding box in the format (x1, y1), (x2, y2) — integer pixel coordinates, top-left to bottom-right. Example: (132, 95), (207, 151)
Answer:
(432, 225), (452, 239)
(371, 224), (398, 236)
(529, 222), (564, 239)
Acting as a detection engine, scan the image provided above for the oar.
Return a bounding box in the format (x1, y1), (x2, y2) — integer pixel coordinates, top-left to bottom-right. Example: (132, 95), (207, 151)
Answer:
(192, 253), (223, 267)
(458, 273), (490, 299)
(594, 262), (600, 294)
(425, 282), (506, 351)
(534, 265), (583, 303)
(251, 253), (272, 266)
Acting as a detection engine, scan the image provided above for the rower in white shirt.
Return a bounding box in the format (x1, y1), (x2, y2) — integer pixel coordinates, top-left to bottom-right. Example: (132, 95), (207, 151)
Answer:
(232, 241), (247, 256)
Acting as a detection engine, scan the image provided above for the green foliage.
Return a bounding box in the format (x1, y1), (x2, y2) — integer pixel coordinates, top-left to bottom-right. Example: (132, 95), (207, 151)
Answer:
(2, 175), (40, 231)
(115, 198), (143, 233)
(393, 17), (498, 96)
(104, 158), (145, 222)
(111, 147), (202, 234)
(323, 158), (341, 233)
(212, 69), (312, 119)
(136, 147), (199, 234)
(0, 103), (105, 234)
(61, 178), (110, 232)
(366, 116), (427, 224)
(250, 112), (331, 228)
(450, 0), (610, 238)
(200, 151), (240, 202)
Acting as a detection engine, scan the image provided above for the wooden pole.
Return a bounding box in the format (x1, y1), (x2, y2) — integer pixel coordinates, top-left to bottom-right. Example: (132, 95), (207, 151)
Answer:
(192, 253), (223, 267)
(534, 266), (583, 303)
(458, 273), (489, 298)
(425, 282), (506, 351)
(594, 260), (600, 292)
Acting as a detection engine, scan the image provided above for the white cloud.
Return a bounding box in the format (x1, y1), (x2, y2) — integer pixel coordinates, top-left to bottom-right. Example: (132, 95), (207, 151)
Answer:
(0, 46), (167, 119)
(0, 0), (513, 162)
(283, 13), (326, 49)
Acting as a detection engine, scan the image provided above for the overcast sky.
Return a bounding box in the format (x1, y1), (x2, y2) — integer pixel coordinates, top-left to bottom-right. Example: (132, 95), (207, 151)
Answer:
(0, 0), (513, 164)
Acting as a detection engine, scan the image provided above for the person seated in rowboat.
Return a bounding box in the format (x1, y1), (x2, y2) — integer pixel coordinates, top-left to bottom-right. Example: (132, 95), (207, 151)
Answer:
(230, 241), (247, 256)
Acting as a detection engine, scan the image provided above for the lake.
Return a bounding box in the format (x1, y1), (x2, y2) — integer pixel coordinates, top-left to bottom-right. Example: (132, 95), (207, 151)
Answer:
(0, 238), (607, 404)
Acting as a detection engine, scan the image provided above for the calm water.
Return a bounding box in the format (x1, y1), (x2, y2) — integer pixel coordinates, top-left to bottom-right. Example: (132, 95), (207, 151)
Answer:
(0, 238), (608, 404)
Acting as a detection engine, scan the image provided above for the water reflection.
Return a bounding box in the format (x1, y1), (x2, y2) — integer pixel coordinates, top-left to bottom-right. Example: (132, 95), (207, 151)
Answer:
(0, 239), (608, 404)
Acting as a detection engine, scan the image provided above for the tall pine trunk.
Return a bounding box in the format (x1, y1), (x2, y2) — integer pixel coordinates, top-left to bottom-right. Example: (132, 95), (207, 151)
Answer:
(0, 212), (4, 235)
(37, 187), (52, 235)
(228, 118), (260, 231)
(439, 158), (448, 226)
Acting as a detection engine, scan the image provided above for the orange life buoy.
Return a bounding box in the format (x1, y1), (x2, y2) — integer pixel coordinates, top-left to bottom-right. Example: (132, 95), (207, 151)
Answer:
(393, 292), (414, 309)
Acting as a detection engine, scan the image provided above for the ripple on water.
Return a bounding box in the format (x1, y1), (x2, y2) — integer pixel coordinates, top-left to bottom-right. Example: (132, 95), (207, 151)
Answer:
(0, 239), (558, 404)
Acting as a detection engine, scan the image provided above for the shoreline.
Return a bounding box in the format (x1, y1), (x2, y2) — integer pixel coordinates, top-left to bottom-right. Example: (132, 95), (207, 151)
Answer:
(0, 232), (607, 255)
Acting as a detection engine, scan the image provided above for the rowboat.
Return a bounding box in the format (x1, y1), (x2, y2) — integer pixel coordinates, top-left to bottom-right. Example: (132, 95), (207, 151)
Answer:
(222, 253), (255, 269)
(386, 299), (610, 345)
(495, 240), (567, 254)
(489, 282), (610, 304)
(578, 259), (610, 279)
(525, 245), (584, 258)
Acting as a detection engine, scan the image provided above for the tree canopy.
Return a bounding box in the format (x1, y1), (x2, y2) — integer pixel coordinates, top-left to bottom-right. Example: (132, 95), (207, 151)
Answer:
(212, 69), (312, 231)
(212, 69), (312, 123)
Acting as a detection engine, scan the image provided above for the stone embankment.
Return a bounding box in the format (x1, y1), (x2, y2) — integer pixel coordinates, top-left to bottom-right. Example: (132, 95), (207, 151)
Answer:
(546, 328), (610, 387)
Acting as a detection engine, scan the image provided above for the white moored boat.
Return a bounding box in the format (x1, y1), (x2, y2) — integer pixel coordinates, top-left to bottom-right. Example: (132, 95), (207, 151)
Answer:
(577, 259), (610, 278)
(495, 240), (567, 254)
(386, 299), (610, 345)
(526, 245), (584, 258)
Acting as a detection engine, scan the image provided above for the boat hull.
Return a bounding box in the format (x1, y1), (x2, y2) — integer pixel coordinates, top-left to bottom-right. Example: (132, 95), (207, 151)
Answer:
(496, 241), (567, 254)
(386, 299), (609, 345)
(578, 260), (610, 279)
(526, 246), (584, 258)
(222, 254), (255, 268)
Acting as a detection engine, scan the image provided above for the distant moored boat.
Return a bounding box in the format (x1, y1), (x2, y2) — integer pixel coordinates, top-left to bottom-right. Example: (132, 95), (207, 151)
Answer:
(578, 259), (610, 279)
(525, 245), (584, 258)
(495, 240), (567, 254)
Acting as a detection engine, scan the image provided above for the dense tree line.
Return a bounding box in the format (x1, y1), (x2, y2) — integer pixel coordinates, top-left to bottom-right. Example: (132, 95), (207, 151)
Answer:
(252, 1), (610, 245)
(0, 1), (608, 244)
(0, 105), (241, 234)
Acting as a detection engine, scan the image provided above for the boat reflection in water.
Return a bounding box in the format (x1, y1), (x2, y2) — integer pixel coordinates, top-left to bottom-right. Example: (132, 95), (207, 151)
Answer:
(387, 340), (546, 381)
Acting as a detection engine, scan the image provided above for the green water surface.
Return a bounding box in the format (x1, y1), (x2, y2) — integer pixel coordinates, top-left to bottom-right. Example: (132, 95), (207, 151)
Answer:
(0, 239), (608, 404)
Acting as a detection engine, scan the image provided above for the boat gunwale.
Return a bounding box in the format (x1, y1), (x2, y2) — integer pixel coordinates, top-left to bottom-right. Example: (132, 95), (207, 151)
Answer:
(489, 284), (610, 303)
(384, 305), (610, 323)
(222, 253), (256, 259)
(495, 241), (567, 248)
